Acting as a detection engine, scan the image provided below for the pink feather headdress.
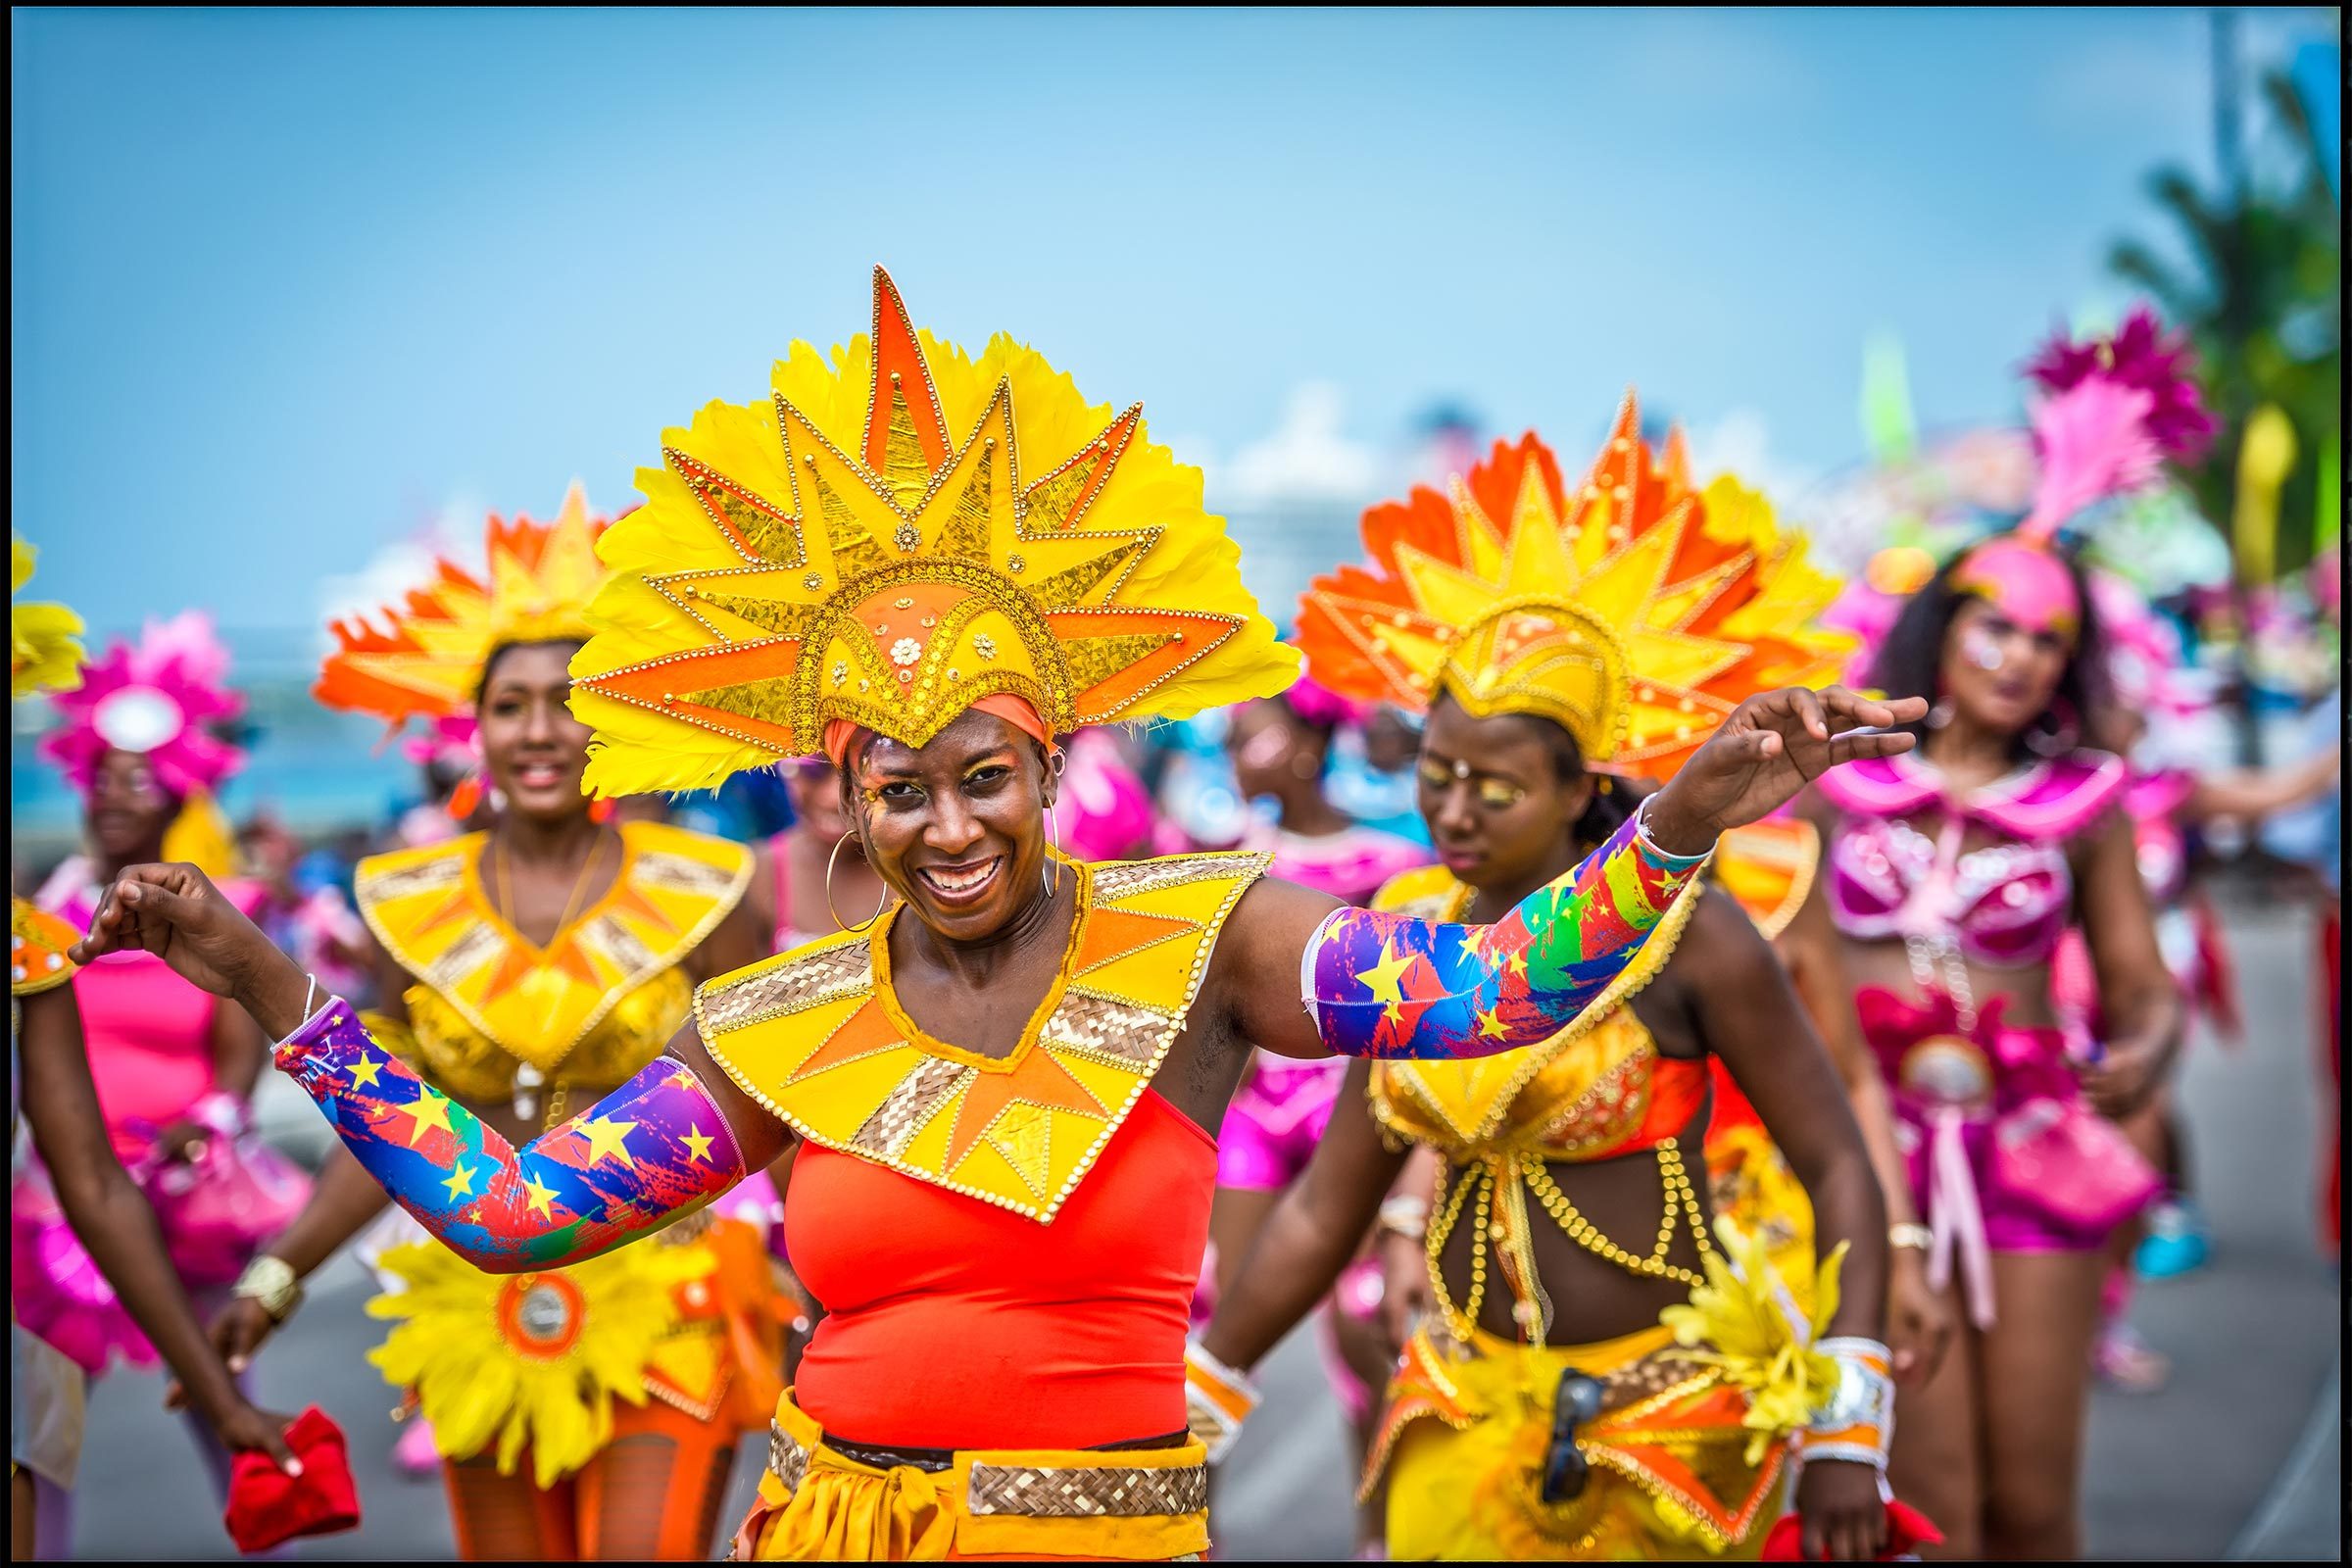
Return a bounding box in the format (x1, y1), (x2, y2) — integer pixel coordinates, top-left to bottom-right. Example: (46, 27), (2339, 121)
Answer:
(2016, 308), (2214, 543)
(39, 612), (246, 798)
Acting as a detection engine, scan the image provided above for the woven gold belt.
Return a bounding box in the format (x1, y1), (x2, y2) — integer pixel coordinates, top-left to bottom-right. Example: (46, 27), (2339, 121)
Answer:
(764, 1422), (1208, 1520)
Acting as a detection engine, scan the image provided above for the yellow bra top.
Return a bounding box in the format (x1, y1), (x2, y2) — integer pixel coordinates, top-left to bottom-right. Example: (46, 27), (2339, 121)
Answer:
(1364, 821), (1819, 1162)
(1367, 866), (1708, 1166)
(356, 821), (754, 1104)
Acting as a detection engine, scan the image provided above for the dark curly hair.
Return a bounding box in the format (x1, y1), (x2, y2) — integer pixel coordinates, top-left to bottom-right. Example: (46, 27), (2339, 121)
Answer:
(1865, 548), (2109, 754)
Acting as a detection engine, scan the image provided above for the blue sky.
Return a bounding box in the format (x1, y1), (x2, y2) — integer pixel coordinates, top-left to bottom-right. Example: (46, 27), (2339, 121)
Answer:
(12, 8), (2338, 636)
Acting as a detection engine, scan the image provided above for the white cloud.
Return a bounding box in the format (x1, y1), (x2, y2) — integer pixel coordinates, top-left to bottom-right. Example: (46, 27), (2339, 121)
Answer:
(1214, 383), (1385, 510)
(314, 495), (485, 644)
(1680, 408), (1822, 510)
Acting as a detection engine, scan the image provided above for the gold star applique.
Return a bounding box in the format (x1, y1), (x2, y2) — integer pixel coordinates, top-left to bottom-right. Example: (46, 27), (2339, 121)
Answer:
(348, 1054), (384, 1090)
(578, 1116), (638, 1168)
(667, 1067), (700, 1092)
(1476, 1004), (1508, 1041)
(522, 1175), (559, 1218)
(440, 1160), (477, 1200)
(1356, 940), (1417, 1024)
(398, 1087), (457, 1146)
(681, 1125), (715, 1164)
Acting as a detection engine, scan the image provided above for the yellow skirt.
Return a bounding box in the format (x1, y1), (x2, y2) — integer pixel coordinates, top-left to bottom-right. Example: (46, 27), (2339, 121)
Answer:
(732, 1390), (1208, 1562)
(1376, 1322), (1785, 1562)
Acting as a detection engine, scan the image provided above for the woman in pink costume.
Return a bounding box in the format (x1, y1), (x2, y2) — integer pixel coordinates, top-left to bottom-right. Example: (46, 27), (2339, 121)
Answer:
(1200, 675), (1427, 1556)
(20, 612), (309, 1554)
(1807, 313), (2202, 1559)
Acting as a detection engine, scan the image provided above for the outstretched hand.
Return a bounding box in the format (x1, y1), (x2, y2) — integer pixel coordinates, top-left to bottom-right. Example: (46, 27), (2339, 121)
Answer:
(1646, 687), (1928, 855)
(70, 863), (310, 1034)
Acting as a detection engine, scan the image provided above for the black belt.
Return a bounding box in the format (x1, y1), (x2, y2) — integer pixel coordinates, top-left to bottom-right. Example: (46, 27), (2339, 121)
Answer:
(820, 1429), (1191, 1476)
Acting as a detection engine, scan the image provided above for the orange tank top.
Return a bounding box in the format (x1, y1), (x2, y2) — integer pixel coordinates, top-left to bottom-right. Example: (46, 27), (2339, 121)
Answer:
(693, 850), (1270, 1451)
(784, 1090), (1214, 1448)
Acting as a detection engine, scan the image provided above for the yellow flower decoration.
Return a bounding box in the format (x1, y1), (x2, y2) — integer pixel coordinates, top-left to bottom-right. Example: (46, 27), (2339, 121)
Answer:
(12, 535), (85, 701)
(1658, 1218), (1847, 1465)
(367, 1238), (712, 1489)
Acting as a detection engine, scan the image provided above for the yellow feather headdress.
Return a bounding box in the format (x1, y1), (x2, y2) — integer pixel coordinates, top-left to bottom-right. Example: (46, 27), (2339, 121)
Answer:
(1296, 396), (1852, 780)
(12, 535), (86, 701)
(569, 268), (1297, 796)
(315, 486), (609, 730)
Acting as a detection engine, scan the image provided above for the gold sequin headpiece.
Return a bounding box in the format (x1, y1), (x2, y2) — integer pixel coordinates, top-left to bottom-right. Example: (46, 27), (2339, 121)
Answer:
(315, 485), (609, 729)
(1297, 395), (1852, 780)
(569, 269), (1295, 794)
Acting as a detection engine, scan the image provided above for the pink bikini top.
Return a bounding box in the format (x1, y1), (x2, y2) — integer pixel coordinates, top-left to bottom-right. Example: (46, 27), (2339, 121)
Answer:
(1818, 752), (2127, 968)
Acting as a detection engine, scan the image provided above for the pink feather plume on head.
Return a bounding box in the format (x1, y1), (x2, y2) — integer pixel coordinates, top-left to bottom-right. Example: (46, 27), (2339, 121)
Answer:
(2018, 307), (2215, 544)
(2025, 307), (2216, 464)
(38, 611), (246, 798)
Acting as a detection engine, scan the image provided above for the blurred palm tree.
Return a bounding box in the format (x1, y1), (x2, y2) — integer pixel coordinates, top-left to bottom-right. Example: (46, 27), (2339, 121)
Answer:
(2109, 34), (2341, 581)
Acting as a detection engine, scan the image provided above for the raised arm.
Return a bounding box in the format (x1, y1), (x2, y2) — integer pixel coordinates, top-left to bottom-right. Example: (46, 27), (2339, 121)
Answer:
(1231, 687), (1927, 1061)
(72, 863), (792, 1275)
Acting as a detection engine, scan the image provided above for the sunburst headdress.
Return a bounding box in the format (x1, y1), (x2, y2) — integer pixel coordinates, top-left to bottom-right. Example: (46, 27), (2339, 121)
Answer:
(315, 485), (610, 734)
(1296, 395), (1851, 781)
(13, 535), (86, 701)
(567, 268), (1296, 795)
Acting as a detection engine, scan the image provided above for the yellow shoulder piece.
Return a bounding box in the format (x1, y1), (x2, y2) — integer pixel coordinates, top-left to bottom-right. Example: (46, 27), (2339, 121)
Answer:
(697, 850), (1270, 1221)
(1369, 863), (1467, 918)
(1372, 875), (1705, 1152)
(12, 899), (78, 998)
(1712, 818), (1821, 942)
(357, 823), (753, 1071)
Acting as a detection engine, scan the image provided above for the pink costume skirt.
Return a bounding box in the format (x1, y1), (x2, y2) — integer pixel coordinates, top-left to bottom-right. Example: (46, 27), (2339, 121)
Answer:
(1859, 985), (2160, 1329)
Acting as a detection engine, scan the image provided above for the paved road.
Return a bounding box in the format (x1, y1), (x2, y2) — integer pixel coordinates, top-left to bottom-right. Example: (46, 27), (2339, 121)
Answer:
(68, 897), (2339, 1560)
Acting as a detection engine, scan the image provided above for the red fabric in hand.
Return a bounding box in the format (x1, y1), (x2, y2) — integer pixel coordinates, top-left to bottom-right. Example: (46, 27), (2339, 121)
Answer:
(1759, 1498), (1942, 1561)
(222, 1406), (362, 1553)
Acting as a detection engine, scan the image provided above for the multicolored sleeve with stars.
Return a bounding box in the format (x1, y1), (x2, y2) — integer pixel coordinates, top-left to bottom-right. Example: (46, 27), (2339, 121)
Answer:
(273, 999), (747, 1273)
(1301, 808), (1707, 1059)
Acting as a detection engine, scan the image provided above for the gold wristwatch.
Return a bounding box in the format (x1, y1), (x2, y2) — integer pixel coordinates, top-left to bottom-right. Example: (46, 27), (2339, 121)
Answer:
(232, 1254), (305, 1322)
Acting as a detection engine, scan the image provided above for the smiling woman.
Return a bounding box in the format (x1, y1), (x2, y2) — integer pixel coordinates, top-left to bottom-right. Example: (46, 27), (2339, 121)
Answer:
(71, 269), (1922, 1563)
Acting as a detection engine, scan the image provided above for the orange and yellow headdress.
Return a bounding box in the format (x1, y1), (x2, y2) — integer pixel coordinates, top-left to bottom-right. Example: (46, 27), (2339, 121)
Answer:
(315, 485), (609, 732)
(13, 535), (86, 701)
(568, 268), (1296, 795)
(1297, 395), (1850, 781)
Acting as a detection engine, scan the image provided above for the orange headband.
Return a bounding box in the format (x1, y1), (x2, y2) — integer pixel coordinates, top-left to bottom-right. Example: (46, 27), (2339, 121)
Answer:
(821, 694), (1058, 770)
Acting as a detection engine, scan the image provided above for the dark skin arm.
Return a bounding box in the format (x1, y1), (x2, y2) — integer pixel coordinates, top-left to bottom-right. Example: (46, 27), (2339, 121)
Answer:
(1777, 856), (1955, 1385)
(1687, 893), (1887, 1338)
(18, 985), (294, 1470)
(2074, 808), (2183, 1117)
(1684, 894), (1890, 1563)
(1199, 1060), (1407, 1370)
(684, 886), (770, 983)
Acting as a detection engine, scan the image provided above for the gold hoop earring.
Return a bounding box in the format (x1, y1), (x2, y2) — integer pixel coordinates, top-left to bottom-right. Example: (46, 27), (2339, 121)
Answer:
(825, 830), (888, 934)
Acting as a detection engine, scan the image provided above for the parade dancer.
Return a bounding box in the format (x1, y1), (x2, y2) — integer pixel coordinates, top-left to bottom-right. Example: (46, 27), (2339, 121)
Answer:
(1198, 415), (1913, 1560)
(11, 541), (295, 1561)
(1808, 313), (2202, 1558)
(19, 606), (309, 1557)
(72, 269), (1921, 1563)
(215, 490), (783, 1560)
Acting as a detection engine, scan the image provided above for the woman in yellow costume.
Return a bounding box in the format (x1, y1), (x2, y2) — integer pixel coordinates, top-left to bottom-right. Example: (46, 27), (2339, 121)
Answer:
(201, 490), (781, 1560)
(71, 270), (1921, 1563)
(1195, 414), (1918, 1561)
